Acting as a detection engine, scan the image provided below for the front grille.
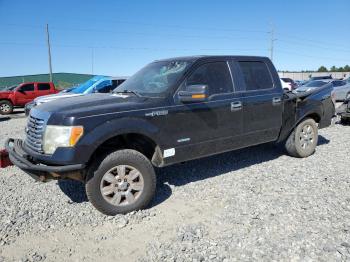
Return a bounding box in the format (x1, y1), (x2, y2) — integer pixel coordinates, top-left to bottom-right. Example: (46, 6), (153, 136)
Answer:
(25, 115), (45, 153)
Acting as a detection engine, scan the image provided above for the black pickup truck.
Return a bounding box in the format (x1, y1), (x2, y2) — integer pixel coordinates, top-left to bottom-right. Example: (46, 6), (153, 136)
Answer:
(5, 56), (335, 215)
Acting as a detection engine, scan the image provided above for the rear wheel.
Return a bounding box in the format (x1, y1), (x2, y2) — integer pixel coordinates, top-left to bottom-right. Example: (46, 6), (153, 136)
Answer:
(85, 149), (156, 215)
(0, 100), (13, 115)
(285, 118), (318, 158)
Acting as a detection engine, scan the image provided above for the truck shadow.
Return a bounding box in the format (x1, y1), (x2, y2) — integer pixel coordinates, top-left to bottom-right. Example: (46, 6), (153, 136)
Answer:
(57, 135), (330, 207)
(58, 180), (88, 203)
(151, 134), (330, 207)
(0, 117), (11, 122)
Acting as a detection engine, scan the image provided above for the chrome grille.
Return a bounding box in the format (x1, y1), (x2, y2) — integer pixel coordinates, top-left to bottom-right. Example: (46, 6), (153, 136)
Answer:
(25, 115), (45, 153)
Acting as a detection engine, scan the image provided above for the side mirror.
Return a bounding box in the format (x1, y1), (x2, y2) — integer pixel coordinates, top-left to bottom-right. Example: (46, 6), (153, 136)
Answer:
(178, 84), (208, 103)
(17, 89), (25, 94)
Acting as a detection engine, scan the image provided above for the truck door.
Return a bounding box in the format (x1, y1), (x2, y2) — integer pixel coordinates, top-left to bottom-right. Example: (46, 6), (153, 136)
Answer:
(164, 61), (243, 163)
(236, 60), (283, 144)
(36, 83), (52, 97)
(15, 83), (35, 105)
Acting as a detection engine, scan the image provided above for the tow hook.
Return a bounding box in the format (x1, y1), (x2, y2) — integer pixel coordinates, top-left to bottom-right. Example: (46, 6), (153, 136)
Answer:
(0, 149), (13, 168)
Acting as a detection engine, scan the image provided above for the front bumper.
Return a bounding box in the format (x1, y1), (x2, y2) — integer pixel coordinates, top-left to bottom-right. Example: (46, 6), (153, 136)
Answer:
(5, 138), (85, 181)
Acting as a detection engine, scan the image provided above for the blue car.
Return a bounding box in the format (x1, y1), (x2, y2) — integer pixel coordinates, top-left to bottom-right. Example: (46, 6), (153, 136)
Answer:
(25, 76), (127, 116)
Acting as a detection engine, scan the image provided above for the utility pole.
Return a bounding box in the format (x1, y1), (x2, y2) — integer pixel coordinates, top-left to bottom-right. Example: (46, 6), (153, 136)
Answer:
(269, 24), (277, 62)
(46, 24), (53, 82)
(91, 47), (94, 75)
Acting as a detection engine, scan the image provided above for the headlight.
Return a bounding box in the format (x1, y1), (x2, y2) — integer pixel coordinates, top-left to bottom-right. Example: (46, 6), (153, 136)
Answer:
(43, 125), (84, 154)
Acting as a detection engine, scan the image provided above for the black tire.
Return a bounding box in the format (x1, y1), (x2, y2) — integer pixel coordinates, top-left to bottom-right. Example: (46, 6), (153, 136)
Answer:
(285, 118), (318, 158)
(0, 100), (13, 115)
(341, 116), (349, 125)
(85, 149), (156, 216)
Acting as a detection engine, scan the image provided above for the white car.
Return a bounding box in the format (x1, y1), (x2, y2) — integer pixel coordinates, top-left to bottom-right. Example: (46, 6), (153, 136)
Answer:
(280, 78), (292, 91)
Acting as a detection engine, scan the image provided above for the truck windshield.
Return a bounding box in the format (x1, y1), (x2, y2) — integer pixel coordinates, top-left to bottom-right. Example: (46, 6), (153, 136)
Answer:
(304, 80), (328, 87)
(114, 61), (190, 97)
(72, 76), (106, 94)
(2, 85), (17, 91)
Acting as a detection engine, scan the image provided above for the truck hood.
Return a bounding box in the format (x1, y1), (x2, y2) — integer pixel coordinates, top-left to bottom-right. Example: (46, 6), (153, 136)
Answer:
(34, 93), (166, 123)
(35, 93), (84, 104)
(291, 83), (334, 101)
(0, 91), (13, 97)
(295, 86), (318, 93)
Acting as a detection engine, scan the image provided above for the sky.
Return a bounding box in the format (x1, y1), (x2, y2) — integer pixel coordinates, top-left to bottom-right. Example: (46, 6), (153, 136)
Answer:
(0, 0), (349, 77)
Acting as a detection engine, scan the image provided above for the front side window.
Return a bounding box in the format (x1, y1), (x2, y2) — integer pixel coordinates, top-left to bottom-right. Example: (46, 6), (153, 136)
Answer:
(238, 61), (273, 91)
(114, 61), (190, 97)
(95, 80), (113, 93)
(37, 83), (51, 90)
(186, 62), (233, 96)
(19, 84), (34, 92)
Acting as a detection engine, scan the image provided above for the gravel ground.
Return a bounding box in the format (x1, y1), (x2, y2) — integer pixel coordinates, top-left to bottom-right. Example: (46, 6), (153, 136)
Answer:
(0, 108), (350, 261)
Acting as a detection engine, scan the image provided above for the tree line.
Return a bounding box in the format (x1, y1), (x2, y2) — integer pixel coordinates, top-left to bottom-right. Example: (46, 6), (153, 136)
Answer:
(317, 65), (350, 72)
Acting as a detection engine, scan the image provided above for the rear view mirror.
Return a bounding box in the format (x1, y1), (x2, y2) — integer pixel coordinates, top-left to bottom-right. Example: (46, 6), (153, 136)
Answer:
(178, 84), (208, 103)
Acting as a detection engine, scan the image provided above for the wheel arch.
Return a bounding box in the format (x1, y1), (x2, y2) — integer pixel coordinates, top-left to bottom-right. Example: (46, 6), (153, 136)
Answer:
(0, 98), (13, 105)
(90, 132), (162, 166)
(78, 118), (164, 172)
(278, 111), (321, 143)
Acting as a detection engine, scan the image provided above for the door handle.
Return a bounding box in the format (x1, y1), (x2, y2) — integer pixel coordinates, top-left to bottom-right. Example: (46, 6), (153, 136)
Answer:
(231, 101), (242, 111)
(272, 97), (282, 105)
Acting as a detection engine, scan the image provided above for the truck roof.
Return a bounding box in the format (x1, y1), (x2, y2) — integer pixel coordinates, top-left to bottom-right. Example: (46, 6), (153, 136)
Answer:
(154, 55), (270, 63)
(18, 82), (53, 84)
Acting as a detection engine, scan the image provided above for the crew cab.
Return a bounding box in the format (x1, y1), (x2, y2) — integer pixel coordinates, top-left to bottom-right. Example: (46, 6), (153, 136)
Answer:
(0, 82), (58, 114)
(5, 56), (335, 215)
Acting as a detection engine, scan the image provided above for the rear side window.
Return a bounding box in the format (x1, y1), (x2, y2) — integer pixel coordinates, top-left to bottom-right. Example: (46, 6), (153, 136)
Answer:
(281, 78), (293, 83)
(37, 83), (51, 90)
(187, 62), (233, 96)
(333, 80), (346, 87)
(19, 84), (34, 91)
(238, 61), (273, 91)
(112, 79), (126, 88)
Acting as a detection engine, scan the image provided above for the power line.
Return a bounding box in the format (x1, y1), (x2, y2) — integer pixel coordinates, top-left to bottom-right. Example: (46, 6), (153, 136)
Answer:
(0, 41), (267, 53)
(277, 39), (350, 53)
(3, 22), (350, 52)
(1, 23), (268, 42)
(275, 49), (350, 62)
(277, 32), (350, 50)
(1, 21), (268, 34)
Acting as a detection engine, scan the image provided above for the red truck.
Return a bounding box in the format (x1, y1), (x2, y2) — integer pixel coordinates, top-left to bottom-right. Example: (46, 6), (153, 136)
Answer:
(0, 82), (58, 115)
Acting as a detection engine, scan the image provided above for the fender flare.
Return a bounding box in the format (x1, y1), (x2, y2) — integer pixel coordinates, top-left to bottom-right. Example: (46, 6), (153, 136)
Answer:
(277, 109), (322, 143)
(77, 117), (162, 163)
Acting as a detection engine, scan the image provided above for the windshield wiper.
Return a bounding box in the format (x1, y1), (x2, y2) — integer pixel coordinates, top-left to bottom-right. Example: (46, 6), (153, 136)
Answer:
(114, 90), (141, 97)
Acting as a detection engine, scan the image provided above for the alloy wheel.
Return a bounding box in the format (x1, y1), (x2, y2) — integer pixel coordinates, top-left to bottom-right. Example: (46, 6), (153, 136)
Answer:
(299, 124), (315, 149)
(0, 104), (11, 113)
(100, 165), (144, 206)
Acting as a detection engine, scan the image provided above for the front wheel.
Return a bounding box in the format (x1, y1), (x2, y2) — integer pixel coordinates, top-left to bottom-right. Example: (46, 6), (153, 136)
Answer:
(85, 149), (156, 215)
(0, 100), (13, 115)
(285, 118), (318, 158)
(341, 116), (350, 125)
